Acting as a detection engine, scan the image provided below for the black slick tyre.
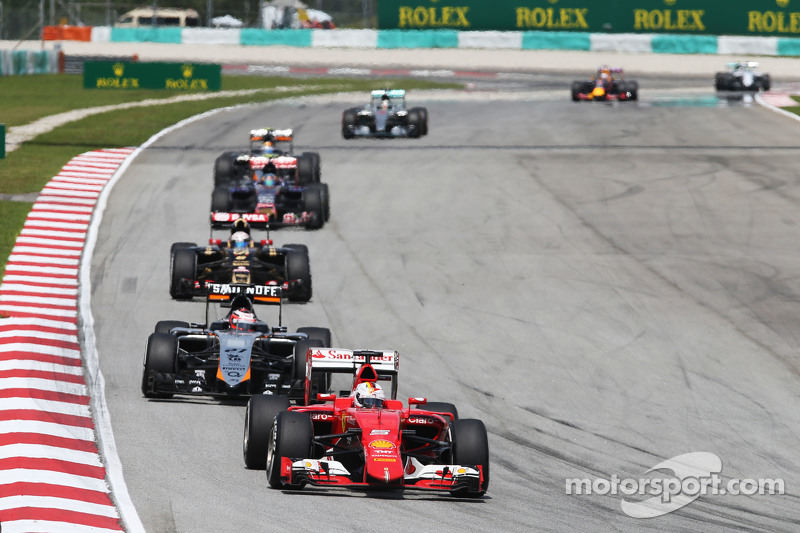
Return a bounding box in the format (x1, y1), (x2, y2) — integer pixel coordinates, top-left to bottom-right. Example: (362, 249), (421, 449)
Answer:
(169, 248), (197, 300)
(267, 411), (314, 489)
(244, 394), (291, 469)
(154, 320), (189, 334)
(283, 244), (311, 302)
(423, 402), (459, 421)
(450, 418), (490, 497)
(141, 333), (177, 398)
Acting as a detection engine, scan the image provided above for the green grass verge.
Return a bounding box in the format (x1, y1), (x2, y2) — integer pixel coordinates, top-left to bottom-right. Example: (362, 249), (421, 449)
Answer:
(0, 201), (34, 279)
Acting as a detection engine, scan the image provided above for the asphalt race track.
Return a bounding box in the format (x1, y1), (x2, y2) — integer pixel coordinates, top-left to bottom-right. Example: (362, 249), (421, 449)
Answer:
(90, 83), (800, 531)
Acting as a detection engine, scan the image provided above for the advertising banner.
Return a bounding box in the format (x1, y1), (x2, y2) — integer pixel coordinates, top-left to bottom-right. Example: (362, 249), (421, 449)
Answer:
(377, 0), (800, 37)
(83, 62), (221, 90)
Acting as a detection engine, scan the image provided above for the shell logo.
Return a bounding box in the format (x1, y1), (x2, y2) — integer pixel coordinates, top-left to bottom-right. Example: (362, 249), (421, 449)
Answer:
(369, 439), (395, 449)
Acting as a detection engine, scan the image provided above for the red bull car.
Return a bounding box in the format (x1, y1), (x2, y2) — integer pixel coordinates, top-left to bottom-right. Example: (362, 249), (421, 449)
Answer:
(243, 349), (490, 497)
(571, 66), (638, 102)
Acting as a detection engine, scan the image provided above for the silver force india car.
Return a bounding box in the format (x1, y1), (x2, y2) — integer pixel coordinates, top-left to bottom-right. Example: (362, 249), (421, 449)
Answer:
(714, 61), (771, 92)
(342, 89), (429, 139)
(243, 349), (490, 497)
(141, 284), (331, 401)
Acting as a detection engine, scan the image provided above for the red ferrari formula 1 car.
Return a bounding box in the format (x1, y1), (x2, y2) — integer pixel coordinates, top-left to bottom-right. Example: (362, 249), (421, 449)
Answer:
(571, 66), (638, 102)
(243, 349), (489, 497)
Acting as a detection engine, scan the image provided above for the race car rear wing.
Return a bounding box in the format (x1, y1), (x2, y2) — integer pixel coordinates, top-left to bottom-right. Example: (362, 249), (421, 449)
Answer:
(206, 282), (282, 305)
(304, 348), (399, 404)
(205, 282), (284, 330)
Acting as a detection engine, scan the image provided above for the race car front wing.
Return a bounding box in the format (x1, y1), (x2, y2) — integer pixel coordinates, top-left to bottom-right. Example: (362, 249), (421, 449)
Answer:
(280, 457), (484, 493)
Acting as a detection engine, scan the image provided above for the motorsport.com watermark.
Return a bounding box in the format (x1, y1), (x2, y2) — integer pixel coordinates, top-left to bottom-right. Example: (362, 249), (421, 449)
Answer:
(566, 452), (785, 518)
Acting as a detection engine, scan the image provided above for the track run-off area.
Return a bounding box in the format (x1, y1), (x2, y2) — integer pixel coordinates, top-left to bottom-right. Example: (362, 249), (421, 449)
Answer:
(4, 55), (800, 530)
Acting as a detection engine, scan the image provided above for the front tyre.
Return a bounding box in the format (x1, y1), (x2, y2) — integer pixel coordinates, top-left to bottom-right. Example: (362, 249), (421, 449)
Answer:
(141, 333), (177, 399)
(243, 395), (291, 469)
(267, 411), (314, 489)
(450, 418), (490, 497)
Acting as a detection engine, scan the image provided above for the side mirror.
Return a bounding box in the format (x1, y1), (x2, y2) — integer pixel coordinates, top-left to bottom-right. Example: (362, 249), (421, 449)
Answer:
(209, 238), (222, 246)
(408, 397), (427, 407)
(317, 393), (336, 402)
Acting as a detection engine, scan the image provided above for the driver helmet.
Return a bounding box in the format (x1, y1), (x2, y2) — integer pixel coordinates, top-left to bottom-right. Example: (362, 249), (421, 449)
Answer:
(352, 381), (385, 409)
(231, 231), (251, 250)
(230, 308), (256, 332)
(262, 172), (277, 187)
(262, 141), (275, 155)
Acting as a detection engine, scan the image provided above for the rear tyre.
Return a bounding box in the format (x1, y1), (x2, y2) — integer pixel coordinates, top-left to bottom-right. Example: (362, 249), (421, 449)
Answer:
(627, 80), (639, 101)
(296, 326), (332, 347)
(450, 418), (490, 497)
(244, 394), (291, 469)
(267, 411), (314, 489)
(154, 320), (189, 334)
(214, 151), (239, 187)
(570, 81), (583, 102)
(169, 248), (197, 300)
(318, 182), (330, 222)
(284, 244), (311, 302)
(760, 74), (771, 91)
(302, 186), (324, 230)
(141, 333), (177, 399)
(296, 154), (315, 185)
(211, 186), (231, 213)
(292, 337), (324, 394)
(714, 73), (733, 91)
(305, 152), (321, 182)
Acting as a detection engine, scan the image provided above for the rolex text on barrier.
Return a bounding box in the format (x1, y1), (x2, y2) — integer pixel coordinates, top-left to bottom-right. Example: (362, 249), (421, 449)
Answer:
(83, 61), (221, 90)
(377, 0), (800, 37)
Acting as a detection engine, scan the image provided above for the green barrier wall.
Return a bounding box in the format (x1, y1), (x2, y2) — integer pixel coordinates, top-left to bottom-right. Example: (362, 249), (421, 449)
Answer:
(378, 0), (800, 36)
(83, 62), (221, 90)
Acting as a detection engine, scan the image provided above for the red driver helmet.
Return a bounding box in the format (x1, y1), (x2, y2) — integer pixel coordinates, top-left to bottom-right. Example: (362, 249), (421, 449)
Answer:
(230, 308), (256, 332)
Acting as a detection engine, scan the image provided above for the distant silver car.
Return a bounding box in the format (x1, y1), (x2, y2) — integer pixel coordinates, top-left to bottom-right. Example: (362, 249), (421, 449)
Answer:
(714, 61), (771, 91)
(342, 89), (428, 139)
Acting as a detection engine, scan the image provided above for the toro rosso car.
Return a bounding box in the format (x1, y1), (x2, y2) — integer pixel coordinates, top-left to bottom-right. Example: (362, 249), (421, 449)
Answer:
(210, 154), (330, 230)
(571, 66), (638, 102)
(170, 217), (312, 302)
(214, 128), (321, 187)
(243, 349), (490, 497)
(342, 89), (428, 139)
(141, 283), (332, 401)
(714, 61), (771, 92)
